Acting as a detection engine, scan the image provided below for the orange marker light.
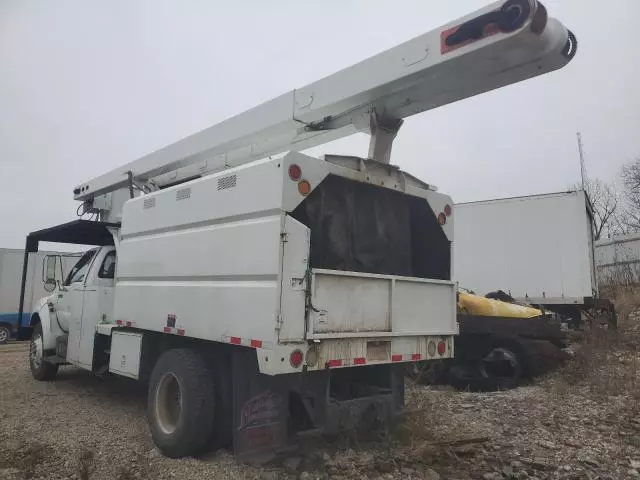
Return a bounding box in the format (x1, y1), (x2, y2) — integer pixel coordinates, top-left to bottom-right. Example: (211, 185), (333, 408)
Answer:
(298, 180), (311, 196)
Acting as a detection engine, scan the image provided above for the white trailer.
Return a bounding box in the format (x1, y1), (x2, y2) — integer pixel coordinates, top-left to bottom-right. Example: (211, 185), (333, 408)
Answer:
(19, 1), (577, 461)
(454, 190), (613, 324)
(0, 249), (80, 344)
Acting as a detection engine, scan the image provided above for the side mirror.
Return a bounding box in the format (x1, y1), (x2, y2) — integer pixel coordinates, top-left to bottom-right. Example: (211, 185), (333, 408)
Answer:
(42, 255), (58, 293)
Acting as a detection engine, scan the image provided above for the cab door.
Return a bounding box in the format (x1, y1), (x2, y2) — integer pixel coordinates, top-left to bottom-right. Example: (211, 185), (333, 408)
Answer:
(56, 249), (98, 364)
(78, 248), (116, 368)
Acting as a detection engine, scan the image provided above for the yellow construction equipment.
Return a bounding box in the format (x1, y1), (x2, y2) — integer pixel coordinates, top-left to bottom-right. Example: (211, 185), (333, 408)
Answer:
(458, 290), (543, 319)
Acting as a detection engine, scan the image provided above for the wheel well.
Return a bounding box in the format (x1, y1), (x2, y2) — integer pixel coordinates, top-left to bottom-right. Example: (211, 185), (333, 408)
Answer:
(0, 322), (12, 331)
(30, 313), (41, 327)
(135, 331), (238, 385)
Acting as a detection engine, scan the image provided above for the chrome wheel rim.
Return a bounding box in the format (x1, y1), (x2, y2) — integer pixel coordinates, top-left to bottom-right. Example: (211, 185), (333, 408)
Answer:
(155, 373), (182, 435)
(0, 327), (8, 344)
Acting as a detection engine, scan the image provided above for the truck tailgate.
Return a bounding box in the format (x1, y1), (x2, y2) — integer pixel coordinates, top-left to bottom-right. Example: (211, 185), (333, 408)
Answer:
(308, 269), (457, 338)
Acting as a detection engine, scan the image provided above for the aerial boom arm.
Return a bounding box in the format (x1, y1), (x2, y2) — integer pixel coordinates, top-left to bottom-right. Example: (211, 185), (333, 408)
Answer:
(74, 0), (576, 202)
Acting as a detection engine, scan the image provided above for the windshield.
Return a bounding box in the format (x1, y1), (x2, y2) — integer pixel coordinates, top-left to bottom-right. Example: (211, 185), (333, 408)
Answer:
(64, 249), (97, 286)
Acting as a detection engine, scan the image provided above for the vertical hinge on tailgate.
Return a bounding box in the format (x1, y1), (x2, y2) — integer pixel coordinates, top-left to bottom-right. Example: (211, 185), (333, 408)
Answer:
(275, 313), (283, 331)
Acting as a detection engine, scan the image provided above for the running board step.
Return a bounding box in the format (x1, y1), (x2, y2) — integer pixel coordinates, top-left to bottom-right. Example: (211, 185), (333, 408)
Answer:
(43, 355), (68, 365)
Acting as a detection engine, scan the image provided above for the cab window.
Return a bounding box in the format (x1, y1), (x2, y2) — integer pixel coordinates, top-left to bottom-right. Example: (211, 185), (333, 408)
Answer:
(65, 249), (97, 285)
(98, 251), (117, 279)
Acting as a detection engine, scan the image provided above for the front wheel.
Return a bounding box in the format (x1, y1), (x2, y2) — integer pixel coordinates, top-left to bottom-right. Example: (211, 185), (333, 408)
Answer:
(147, 349), (217, 458)
(29, 323), (59, 381)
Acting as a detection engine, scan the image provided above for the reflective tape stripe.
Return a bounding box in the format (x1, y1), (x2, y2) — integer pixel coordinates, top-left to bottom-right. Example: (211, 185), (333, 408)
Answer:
(393, 354), (424, 362)
(325, 354), (424, 367)
(222, 336), (272, 349)
(163, 326), (185, 336)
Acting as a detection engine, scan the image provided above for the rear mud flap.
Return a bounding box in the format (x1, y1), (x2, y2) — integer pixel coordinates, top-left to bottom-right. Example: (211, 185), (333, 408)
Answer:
(232, 348), (289, 465)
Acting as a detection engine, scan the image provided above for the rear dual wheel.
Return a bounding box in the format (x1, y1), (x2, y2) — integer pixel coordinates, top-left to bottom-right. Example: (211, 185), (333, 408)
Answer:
(147, 349), (230, 458)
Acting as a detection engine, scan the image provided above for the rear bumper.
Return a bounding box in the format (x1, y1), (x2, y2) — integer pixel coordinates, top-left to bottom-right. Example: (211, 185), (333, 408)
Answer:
(254, 334), (455, 375)
(307, 334), (455, 370)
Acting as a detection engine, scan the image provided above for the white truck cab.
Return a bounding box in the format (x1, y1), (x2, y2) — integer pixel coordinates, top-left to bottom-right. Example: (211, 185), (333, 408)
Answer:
(29, 246), (116, 376)
(19, 0), (577, 461)
(56, 247), (116, 367)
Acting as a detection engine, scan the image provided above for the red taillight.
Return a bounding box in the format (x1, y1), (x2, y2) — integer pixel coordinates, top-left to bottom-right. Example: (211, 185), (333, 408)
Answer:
(438, 213), (447, 225)
(437, 341), (447, 356)
(290, 350), (304, 368)
(288, 164), (302, 181)
(444, 204), (452, 217)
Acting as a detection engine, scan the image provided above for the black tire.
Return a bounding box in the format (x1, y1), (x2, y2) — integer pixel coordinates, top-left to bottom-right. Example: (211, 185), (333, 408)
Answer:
(478, 345), (522, 390)
(29, 323), (59, 381)
(211, 354), (233, 449)
(0, 325), (10, 345)
(147, 349), (216, 458)
(449, 340), (526, 392)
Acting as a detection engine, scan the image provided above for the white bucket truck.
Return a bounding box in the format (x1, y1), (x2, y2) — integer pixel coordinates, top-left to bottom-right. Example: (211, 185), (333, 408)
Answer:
(19, 0), (576, 460)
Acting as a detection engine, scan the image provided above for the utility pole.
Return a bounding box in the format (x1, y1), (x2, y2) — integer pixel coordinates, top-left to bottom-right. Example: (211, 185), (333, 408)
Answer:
(577, 131), (587, 190)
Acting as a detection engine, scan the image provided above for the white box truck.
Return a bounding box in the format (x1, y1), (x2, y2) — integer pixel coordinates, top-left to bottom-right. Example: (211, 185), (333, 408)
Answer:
(454, 190), (614, 324)
(18, 1), (577, 461)
(0, 248), (80, 344)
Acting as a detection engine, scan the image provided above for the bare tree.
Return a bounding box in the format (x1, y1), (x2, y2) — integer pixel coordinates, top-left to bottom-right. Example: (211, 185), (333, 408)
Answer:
(575, 177), (619, 241)
(620, 159), (640, 232)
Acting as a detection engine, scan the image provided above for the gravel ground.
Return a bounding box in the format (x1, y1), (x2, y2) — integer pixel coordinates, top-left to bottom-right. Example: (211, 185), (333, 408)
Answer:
(1, 332), (640, 480)
(0, 342), (260, 480)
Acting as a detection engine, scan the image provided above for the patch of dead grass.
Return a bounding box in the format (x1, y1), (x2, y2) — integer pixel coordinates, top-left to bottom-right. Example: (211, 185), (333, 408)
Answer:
(541, 295), (640, 414)
(396, 388), (487, 463)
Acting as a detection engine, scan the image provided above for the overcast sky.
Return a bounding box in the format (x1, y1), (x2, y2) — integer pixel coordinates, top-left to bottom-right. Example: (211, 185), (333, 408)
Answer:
(1, 0), (638, 249)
